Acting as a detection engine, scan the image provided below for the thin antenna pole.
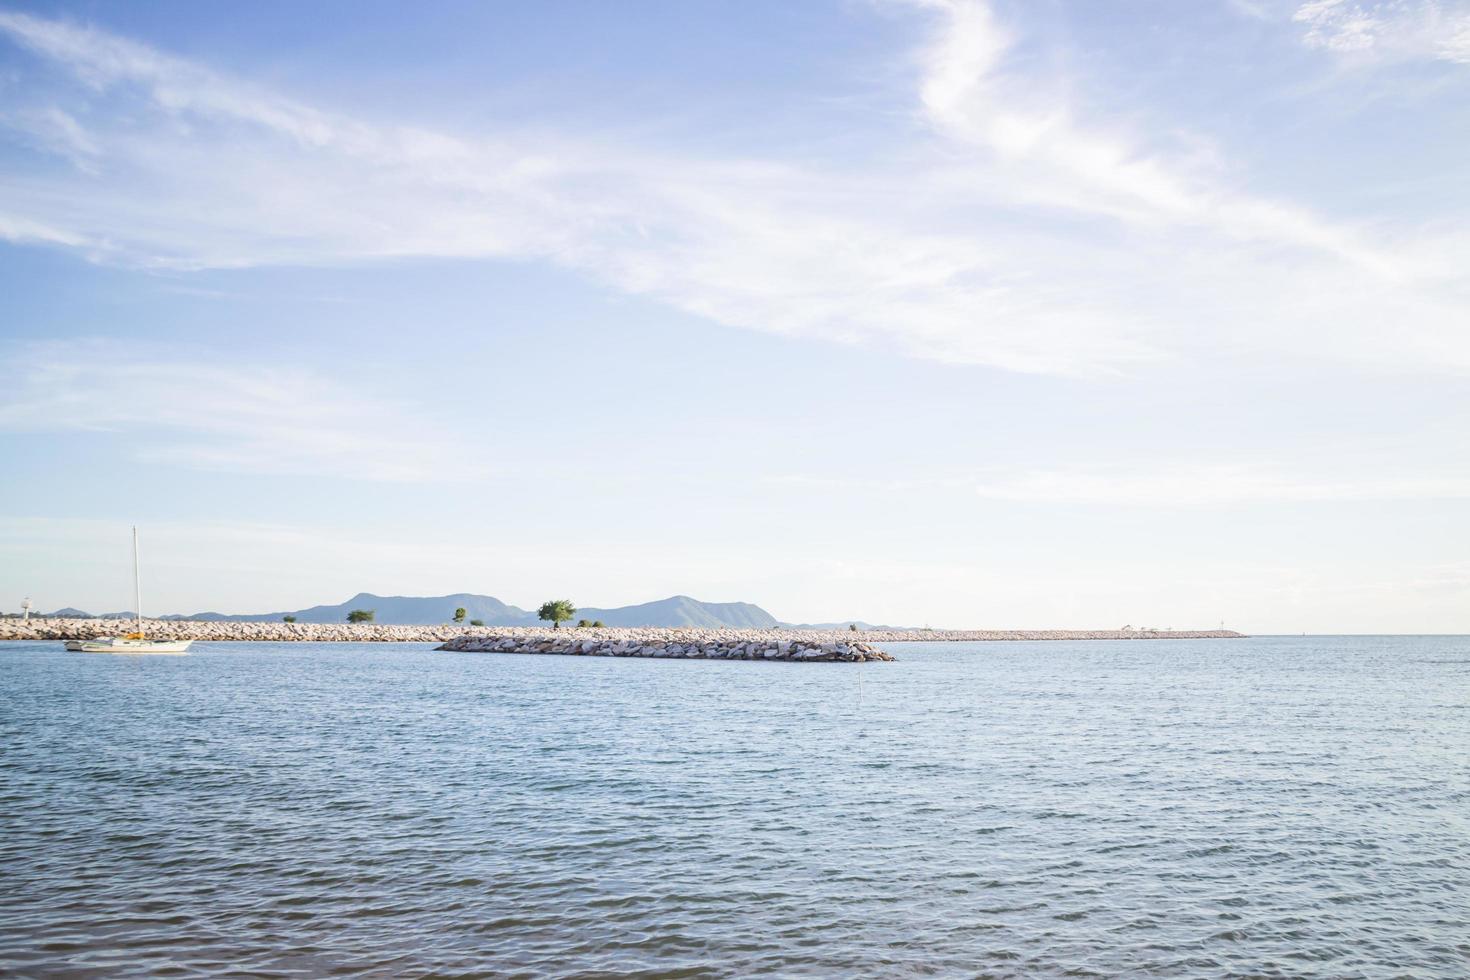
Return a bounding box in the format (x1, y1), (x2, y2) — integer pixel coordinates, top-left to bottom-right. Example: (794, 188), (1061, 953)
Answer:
(133, 526), (142, 632)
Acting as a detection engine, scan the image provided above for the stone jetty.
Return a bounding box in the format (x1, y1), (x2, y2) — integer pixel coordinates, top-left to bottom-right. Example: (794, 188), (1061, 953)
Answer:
(437, 628), (894, 662)
(1, 618), (1243, 657)
(847, 628), (1245, 642)
(0, 618), (475, 643)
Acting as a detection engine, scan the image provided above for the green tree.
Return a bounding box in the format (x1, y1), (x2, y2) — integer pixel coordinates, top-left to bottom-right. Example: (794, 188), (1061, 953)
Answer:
(469, 619), (484, 627)
(347, 609), (375, 623)
(452, 607), (467, 624)
(538, 599), (576, 630)
(592, 620), (605, 627)
(283, 615), (297, 623)
(849, 623), (858, 631)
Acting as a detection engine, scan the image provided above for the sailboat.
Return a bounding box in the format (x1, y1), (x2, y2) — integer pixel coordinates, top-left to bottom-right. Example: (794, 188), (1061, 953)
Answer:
(65, 527), (193, 655)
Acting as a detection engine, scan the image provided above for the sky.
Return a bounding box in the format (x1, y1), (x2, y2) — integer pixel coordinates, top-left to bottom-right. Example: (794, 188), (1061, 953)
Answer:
(1, 0), (1467, 632)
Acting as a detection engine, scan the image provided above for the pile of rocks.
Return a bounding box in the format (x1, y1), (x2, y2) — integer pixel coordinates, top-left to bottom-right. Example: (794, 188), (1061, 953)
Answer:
(437, 630), (894, 662)
(850, 628), (1245, 641)
(1, 619), (1242, 647)
(0, 618), (474, 643)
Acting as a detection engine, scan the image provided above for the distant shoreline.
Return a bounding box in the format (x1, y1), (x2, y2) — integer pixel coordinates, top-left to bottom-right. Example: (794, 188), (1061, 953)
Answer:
(0, 618), (1247, 644)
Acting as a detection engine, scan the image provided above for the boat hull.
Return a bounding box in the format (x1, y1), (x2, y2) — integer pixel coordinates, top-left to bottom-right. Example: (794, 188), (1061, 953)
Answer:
(64, 638), (193, 655)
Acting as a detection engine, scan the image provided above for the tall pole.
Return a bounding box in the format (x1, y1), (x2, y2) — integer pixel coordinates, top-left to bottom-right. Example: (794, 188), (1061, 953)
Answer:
(133, 526), (142, 632)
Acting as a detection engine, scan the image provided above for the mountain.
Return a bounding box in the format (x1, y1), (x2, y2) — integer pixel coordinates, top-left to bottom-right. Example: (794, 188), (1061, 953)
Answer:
(161, 593), (782, 628)
(575, 595), (778, 629)
(181, 593), (535, 625)
(43, 592), (890, 629)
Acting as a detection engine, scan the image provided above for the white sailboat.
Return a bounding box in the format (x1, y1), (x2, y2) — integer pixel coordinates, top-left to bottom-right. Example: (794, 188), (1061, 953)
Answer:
(65, 527), (192, 655)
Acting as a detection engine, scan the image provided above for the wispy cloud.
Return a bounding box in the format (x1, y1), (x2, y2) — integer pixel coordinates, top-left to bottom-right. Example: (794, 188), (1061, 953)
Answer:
(969, 464), (1470, 505)
(0, 344), (466, 481)
(0, 4), (1466, 377)
(771, 462), (1470, 505)
(0, 210), (93, 248)
(1292, 0), (1470, 63)
(912, 0), (1401, 271)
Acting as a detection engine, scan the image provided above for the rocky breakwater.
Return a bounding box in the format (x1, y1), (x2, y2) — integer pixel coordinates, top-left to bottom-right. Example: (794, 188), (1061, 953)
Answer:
(2, 620), (1242, 647)
(848, 628), (1247, 641)
(0, 618), (476, 643)
(437, 627), (895, 663)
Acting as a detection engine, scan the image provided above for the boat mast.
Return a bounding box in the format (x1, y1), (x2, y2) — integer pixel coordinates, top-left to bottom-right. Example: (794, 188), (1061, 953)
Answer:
(133, 526), (142, 633)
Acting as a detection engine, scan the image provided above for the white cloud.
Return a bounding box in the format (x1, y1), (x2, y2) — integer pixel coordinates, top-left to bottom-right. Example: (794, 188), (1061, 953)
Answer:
(0, 4), (1465, 378)
(772, 462), (1470, 505)
(0, 210), (93, 247)
(1230, 0), (1276, 19)
(0, 344), (468, 481)
(1293, 0), (1470, 63)
(909, 0), (1402, 271)
(970, 464), (1470, 505)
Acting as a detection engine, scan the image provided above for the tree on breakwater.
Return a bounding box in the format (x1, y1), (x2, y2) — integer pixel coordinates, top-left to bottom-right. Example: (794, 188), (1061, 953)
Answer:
(470, 619), (484, 626)
(283, 615), (296, 623)
(346, 609), (375, 623)
(538, 600), (576, 629)
(452, 607), (466, 624)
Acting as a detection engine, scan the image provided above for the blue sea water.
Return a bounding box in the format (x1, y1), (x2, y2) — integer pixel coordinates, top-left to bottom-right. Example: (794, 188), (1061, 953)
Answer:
(1, 636), (1467, 978)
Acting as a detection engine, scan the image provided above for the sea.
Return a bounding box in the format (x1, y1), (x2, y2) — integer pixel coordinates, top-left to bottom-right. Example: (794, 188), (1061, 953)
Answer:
(1, 636), (1466, 977)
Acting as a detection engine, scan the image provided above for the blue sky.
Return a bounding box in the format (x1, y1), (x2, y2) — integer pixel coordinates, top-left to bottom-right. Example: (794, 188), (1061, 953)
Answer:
(1, 0), (1467, 630)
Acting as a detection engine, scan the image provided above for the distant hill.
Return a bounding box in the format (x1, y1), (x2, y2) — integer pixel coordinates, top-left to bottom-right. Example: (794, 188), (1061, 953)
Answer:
(575, 595), (778, 629)
(43, 592), (895, 629)
(135, 592), (783, 628)
(179, 592), (535, 626)
(42, 607), (139, 620)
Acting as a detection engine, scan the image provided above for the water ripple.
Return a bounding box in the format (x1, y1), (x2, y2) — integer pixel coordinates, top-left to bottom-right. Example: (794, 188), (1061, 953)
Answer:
(2, 635), (1468, 977)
